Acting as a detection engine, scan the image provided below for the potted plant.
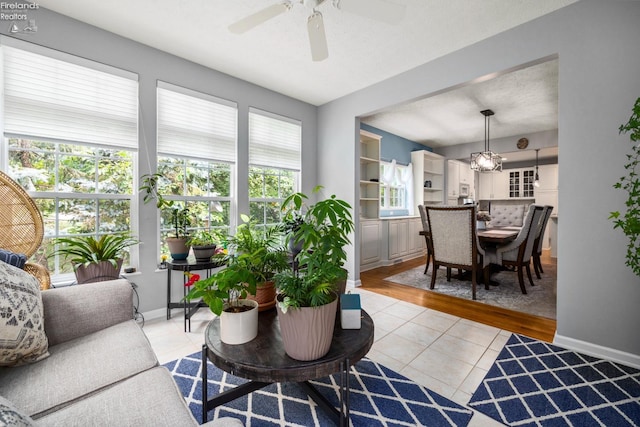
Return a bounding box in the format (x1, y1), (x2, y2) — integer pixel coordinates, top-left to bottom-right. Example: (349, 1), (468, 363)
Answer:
(185, 253), (259, 345)
(52, 233), (138, 284)
(610, 97), (640, 277)
(140, 173), (192, 260)
(275, 186), (355, 360)
(281, 210), (305, 255)
(476, 211), (491, 230)
(187, 229), (219, 262)
(225, 214), (289, 311)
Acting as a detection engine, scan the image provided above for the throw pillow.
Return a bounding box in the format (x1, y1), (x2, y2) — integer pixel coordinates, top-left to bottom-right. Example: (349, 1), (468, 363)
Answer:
(0, 261), (49, 367)
(0, 249), (27, 270)
(0, 396), (35, 426)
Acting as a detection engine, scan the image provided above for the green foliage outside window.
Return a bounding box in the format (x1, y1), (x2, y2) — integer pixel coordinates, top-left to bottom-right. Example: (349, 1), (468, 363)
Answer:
(8, 138), (134, 275)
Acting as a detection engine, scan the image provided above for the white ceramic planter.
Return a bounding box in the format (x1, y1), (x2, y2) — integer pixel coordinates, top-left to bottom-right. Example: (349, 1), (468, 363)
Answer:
(219, 299), (259, 345)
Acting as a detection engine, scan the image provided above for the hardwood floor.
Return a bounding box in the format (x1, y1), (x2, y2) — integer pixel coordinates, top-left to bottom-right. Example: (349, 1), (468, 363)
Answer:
(360, 255), (557, 342)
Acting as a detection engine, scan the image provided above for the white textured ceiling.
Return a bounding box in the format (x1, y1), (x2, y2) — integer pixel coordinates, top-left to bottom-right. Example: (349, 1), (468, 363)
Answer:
(362, 58), (559, 148)
(34, 0), (572, 161)
(35, 0), (576, 107)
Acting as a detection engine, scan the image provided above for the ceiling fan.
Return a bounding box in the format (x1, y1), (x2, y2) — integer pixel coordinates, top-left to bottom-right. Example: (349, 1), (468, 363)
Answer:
(229, 0), (406, 62)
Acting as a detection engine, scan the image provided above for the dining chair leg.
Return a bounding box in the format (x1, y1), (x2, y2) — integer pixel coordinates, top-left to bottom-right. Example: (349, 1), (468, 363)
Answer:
(517, 266), (527, 294)
(446, 267), (451, 282)
(482, 266), (490, 290)
(533, 253), (542, 279)
(423, 252), (431, 274)
(526, 263), (535, 287)
(471, 269), (477, 300)
(430, 265), (437, 289)
(536, 253), (544, 274)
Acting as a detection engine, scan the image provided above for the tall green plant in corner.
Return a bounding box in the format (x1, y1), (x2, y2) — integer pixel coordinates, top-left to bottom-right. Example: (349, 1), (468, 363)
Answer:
(610, 97), (640, 277)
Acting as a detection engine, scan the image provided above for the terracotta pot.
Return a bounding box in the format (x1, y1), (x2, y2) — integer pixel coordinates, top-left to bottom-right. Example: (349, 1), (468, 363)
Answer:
(219, 299), (259, 345)
(276, 294), (337, 361)
(75, 259), (123, 284)
(166, 237), (190, 260)
(192, 244), (216, 262)
(247, 280), (276, 311)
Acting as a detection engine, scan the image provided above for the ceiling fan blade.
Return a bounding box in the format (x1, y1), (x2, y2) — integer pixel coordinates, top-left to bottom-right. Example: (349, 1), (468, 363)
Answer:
(335, 0), (406, 25)
(307, 11), (328, 62)
(229, 2), (292, 34)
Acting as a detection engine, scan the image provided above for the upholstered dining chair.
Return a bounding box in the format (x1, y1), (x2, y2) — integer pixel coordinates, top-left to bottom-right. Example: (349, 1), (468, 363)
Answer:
(417, 204), (434, 274)
(532, 205), (553, 279)
(484, 205), (545, 294)
(0, 171), (51, 290)
(426, 205), (487, 300)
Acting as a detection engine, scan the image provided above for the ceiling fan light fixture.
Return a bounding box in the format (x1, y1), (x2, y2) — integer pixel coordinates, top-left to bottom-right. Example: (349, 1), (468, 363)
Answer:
(470, 109), (502, 172)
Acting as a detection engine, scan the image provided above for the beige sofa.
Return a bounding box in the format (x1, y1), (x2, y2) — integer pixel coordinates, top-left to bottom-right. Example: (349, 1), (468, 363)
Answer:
(0, 270), (241, 427)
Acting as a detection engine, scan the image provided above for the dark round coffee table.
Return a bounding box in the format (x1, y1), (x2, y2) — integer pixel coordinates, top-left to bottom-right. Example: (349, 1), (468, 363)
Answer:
(201, 308), (374, 426)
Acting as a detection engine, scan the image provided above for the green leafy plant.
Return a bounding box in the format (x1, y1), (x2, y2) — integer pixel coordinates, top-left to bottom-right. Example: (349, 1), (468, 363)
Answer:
(52, 233), (138, 269)
(227, 214), (289, 283)
(610, 97), (640, 277)
(275, 185), (354, 312)
(184, 259), (257, 316)
(187, 229), (219, 247)
(140, 173), (191, 238)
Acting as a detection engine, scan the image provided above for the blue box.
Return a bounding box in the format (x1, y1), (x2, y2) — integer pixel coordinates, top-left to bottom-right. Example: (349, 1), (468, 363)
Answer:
(340, 293), (361, 329)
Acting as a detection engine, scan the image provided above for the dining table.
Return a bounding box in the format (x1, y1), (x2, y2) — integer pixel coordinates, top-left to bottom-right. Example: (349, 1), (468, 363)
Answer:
(477, 227), (519, 245)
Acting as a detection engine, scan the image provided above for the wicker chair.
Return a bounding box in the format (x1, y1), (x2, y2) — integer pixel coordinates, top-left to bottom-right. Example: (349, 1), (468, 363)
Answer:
(0, 171), (51, 290)
(426, 205), (487, 300)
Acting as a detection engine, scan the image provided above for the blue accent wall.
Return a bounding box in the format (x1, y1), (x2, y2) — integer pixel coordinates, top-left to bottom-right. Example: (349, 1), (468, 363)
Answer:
(360, 123), (432, 165)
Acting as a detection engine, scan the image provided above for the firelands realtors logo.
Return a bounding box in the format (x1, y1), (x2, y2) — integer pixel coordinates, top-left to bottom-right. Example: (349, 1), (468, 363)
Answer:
(1, 1), (39, 34)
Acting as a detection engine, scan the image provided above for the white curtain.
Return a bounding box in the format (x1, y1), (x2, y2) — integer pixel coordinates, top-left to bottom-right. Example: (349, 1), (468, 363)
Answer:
(401, 162), (414, 215)
(381, 159), (396, 208)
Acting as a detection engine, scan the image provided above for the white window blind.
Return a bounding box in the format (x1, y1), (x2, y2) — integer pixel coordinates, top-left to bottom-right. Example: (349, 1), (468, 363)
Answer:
(157, 83), (237, 163)
(2, 45), (138, 149)
(249, 108), (301, 170)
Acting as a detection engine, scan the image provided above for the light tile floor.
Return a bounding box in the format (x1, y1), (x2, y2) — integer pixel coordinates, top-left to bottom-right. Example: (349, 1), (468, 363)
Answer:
(142, 288), (506, 426)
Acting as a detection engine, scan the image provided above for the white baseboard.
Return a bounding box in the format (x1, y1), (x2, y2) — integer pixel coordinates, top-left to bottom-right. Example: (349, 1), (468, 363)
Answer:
(347, 279), (361, 289)
(141, 307), (166, 322)
(554, 333), (640, 369)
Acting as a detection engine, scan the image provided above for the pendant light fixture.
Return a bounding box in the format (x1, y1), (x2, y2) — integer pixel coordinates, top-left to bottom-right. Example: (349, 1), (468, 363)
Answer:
(470, 109), (502, 172)
(534, 148), (540, 187)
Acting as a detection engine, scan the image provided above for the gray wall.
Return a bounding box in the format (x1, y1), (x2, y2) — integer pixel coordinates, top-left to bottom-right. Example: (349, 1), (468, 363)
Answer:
(1, 7), (318, 315)
(318, 1), (640, 363)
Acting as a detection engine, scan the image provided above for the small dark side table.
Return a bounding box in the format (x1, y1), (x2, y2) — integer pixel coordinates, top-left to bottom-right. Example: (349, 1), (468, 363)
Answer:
(201, 308), (374, 426)
(166, 258), (225, 332)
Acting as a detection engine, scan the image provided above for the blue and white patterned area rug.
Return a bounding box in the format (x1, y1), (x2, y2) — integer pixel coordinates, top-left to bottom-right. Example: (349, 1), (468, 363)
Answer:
(164, 351), (473, 426)
(468, 334), (640, 426)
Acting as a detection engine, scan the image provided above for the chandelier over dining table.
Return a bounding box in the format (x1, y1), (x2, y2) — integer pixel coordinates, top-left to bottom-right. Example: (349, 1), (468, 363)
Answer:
(470, 109), (503, 172)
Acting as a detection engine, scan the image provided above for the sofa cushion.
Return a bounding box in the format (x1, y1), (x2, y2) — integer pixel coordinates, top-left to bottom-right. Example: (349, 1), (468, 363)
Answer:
(0, 395), (35, 426)
(0, 261), (49, 367)
(0, 320), (157, 418)
(35, 367), (199, 427)
(0, 249), (27, 269)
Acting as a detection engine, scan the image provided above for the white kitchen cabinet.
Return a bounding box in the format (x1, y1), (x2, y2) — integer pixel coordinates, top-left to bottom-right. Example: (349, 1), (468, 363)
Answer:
(408, 217), (425, 253)
(479, 172), (509, 199)
(447, 160), (460, 198)
(360, 219), (382, 269)
(388, 219), (409, 259)
(536, 164), (558, 191)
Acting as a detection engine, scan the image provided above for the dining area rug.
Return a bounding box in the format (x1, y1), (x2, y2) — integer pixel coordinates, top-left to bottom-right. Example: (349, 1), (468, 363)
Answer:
(468, 334), (640, 426)
(165, 351), (474, 426)
(384, 262), (557, 319)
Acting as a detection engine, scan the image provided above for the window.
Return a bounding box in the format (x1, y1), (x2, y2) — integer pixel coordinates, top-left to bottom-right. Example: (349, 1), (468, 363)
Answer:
(156, 83), (236, 250)
(1, 42), (138, 279)
(248, 108), (301, 229)
(380, 161), (409, 211)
